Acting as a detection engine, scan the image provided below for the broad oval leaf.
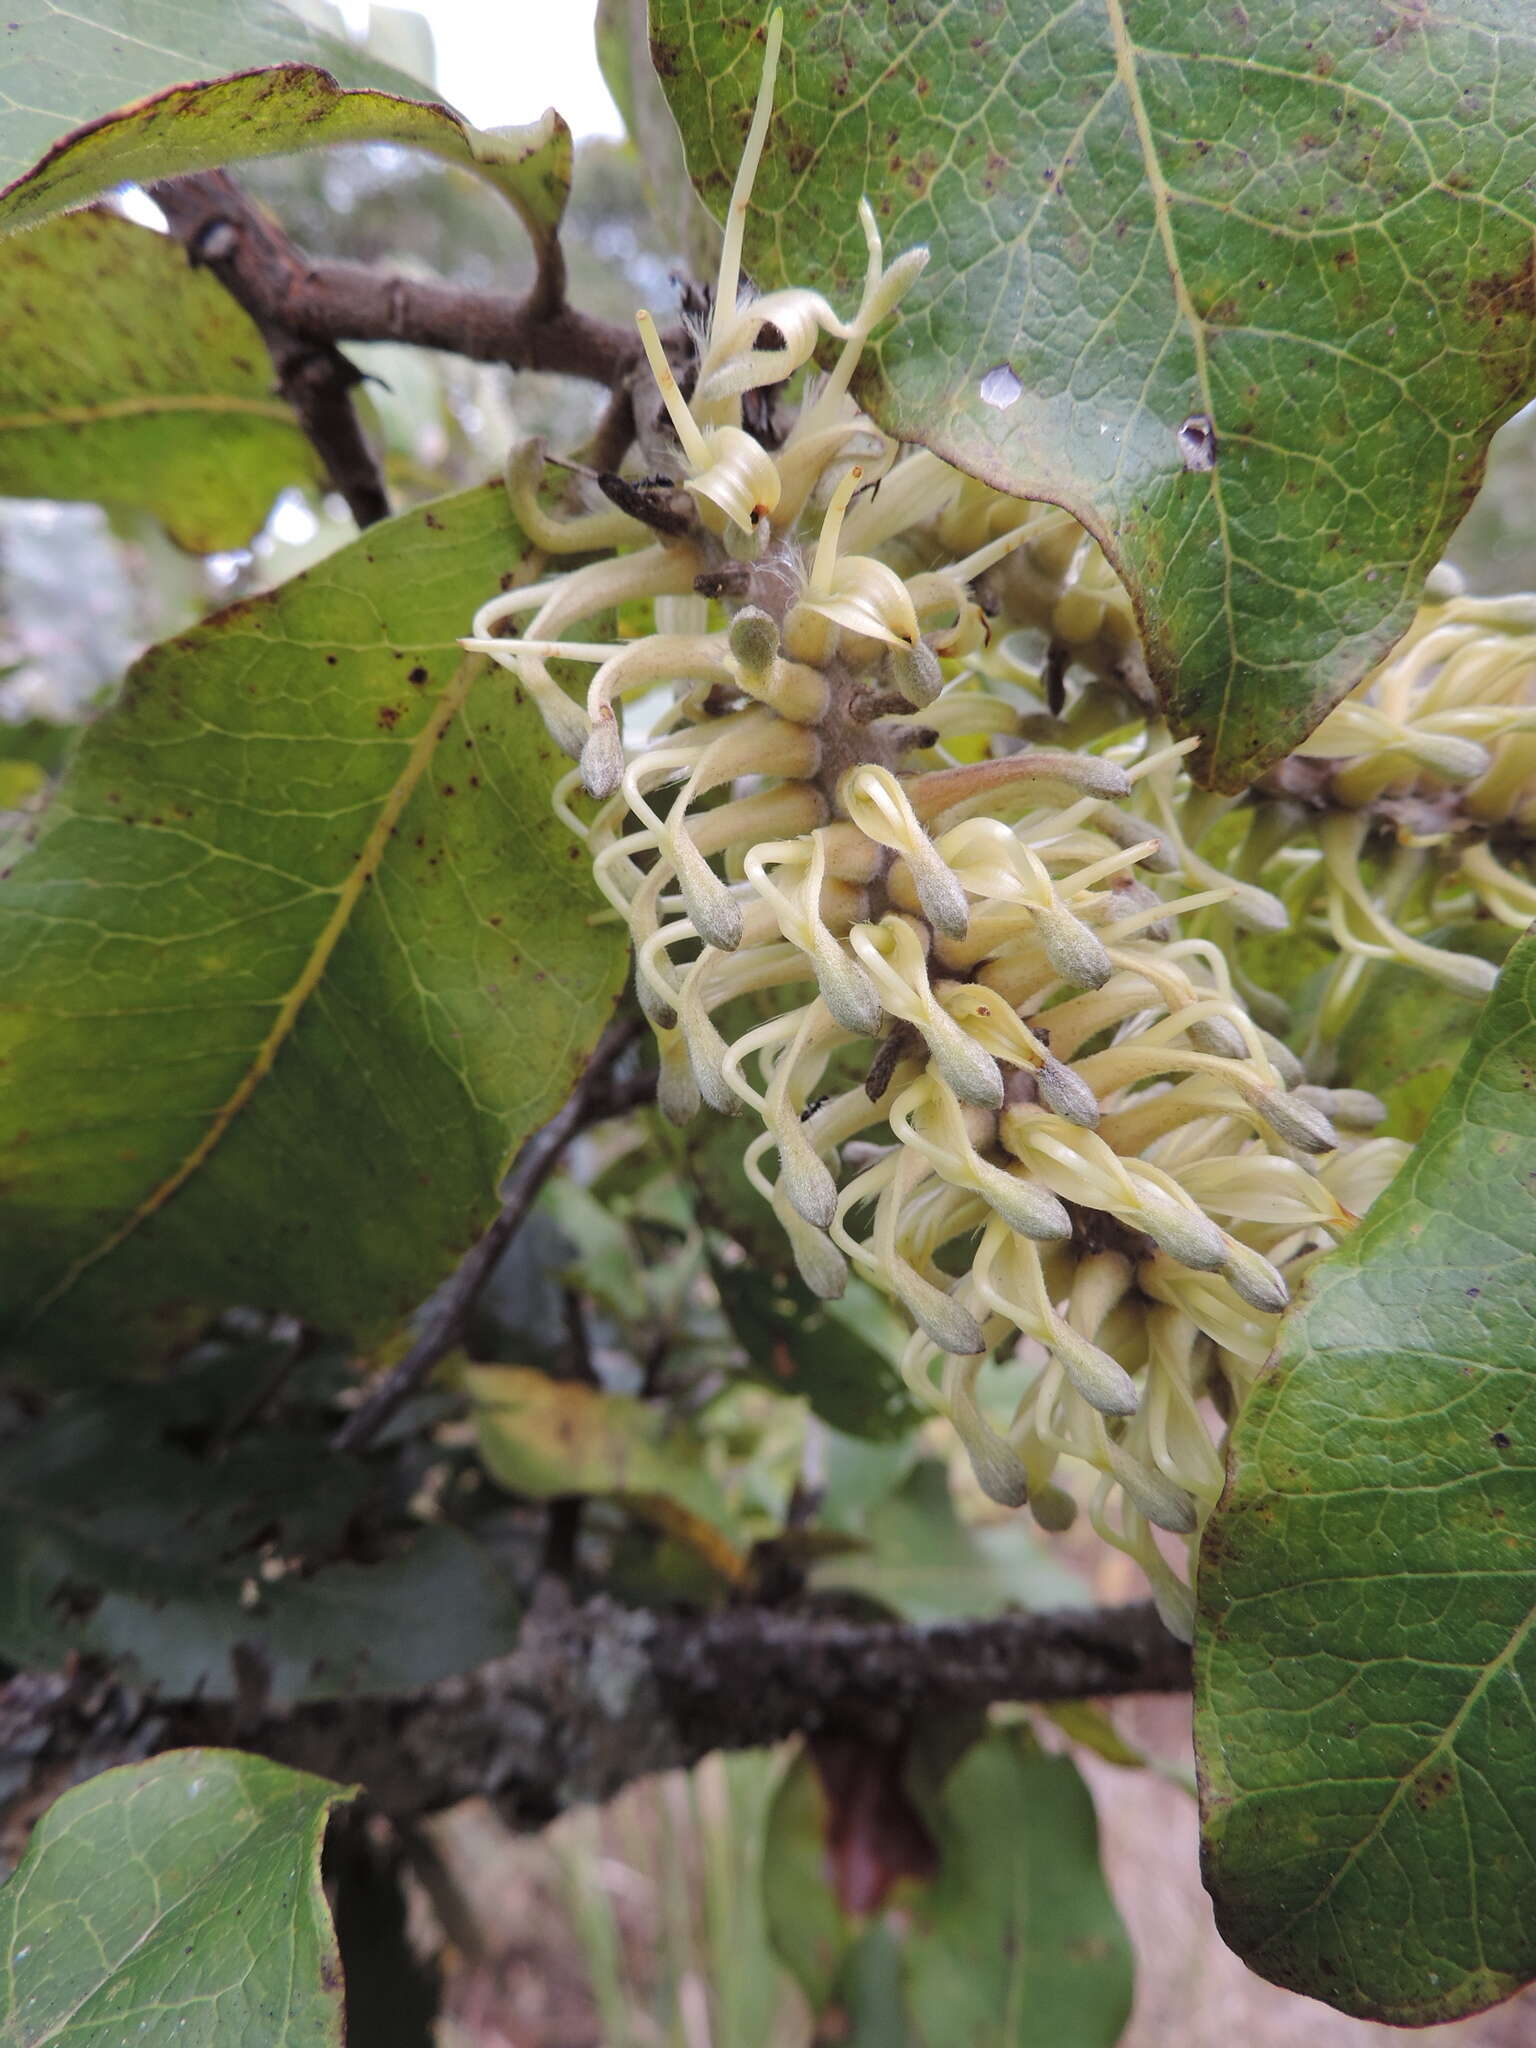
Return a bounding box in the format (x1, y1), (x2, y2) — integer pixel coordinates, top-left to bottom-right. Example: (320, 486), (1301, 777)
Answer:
(1196, 926), (1536, 2023)
(0, 209), (317, 550)
(902, 1729), (1132, 2047)
(0, 1750), (351, 2047)
(0, 482), (626, 1371)
(0, 0), (570, 255)
(653, 2), (1536, 788)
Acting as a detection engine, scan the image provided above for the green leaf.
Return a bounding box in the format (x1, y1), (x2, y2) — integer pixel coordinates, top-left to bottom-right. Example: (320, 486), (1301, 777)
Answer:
(0, 209), (317, 550)
(0, 1368), (520, 1702)
(761, 1728), (1132, 2046)
(711, 1254), (920, 1442)
(0, 720), (78, 782)
(1196, 926), (1536, 2022)
(809, 1458), (1089, 1623)
(0, 0), (570, 259)
(902, 1729), (1132, 2047)
(465, 1361), (748, 1583)
(653, 3), (1536, 788)
(0, 1750), (351, 2047)
(1332, 924), (1515, 1142)
(761, 1745), (861, 2014)
(1041, 1700), (1197, 1794)
(0, 481), (626, 1370)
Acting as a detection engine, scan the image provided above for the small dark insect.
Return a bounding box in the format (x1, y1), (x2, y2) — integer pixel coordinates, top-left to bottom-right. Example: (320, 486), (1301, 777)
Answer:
(598, 471), (693, 536)
(865, 1024), (916, 1101)
(800, 1094), (831, 1121)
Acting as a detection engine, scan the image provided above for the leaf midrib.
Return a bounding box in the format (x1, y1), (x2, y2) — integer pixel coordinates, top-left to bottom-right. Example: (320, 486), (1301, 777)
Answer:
(21, 653), (485, 1329)
(0, 393), (295, 431)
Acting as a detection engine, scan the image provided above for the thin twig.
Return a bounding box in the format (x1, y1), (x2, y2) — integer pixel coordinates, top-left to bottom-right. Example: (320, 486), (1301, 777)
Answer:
(149, 170), (641, 392)
(151, 172), (392, 527)
(588, 384), (639, 473)
(330, 1017), (646, 1453)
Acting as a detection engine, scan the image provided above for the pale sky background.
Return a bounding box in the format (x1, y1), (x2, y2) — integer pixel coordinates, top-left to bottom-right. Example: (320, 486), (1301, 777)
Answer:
(350, 0), (626, 136)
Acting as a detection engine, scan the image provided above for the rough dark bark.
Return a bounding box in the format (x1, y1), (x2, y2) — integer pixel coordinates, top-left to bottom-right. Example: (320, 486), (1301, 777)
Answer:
(1, 1598), (1189, 1841)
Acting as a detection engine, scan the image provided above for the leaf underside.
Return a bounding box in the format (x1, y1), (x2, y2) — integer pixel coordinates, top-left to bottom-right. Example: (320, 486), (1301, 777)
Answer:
(1196, 926), (1536, 2023)
(0, 0), (570, 246)
(653, 0), (1536, 788)
(0, 208), (316, 550)
(0, 482), (626, 1372)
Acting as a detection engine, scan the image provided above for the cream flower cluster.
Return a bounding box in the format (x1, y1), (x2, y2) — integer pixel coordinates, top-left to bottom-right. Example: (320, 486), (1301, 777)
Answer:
(1289, 585), (1536, 1048)
(460, 14), (1531, 1636)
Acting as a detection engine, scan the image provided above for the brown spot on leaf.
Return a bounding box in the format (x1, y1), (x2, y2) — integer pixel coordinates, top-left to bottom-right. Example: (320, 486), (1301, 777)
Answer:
(1467, 247), (1536, 328)
(1412, 1764), (1455, 1809)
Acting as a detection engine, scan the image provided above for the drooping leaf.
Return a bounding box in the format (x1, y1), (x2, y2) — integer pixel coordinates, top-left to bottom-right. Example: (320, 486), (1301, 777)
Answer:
(762, 1726), (1131, 2046)
(654, 3), (1536, 787)
(0, 1367), (520, 1703)
(0, 0), (570, 259)
(1196, 926), (1536, 2022)
(809, 1458), (1089, 1623)
(0, 481), (626, 1371)
(0, 1750), (351, 2047)
(0, 209), (317, 550)
(465, 1361), (748, 1583)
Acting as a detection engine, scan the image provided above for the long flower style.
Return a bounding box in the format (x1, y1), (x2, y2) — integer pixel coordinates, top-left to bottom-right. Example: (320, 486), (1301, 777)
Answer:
(460, 14), (1534, 1637)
